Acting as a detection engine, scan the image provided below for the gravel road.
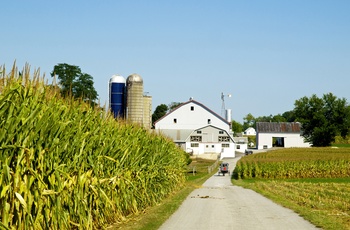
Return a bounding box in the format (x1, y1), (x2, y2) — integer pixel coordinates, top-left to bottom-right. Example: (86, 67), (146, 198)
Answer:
(159, 155), (319, 230)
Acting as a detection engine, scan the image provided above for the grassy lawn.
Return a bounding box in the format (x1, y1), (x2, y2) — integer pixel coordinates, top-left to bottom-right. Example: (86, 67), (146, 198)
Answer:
(331, 143), (350, 148)
(109, 158), (218, 230)
(232, 178), (350, 230)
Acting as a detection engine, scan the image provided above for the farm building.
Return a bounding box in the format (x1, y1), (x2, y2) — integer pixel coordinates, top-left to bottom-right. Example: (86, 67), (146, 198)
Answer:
(233, 136), (248, 153)
(154, 99), (236, 159)
(256, 122), (311, 149)
(244, 127), (256, 135)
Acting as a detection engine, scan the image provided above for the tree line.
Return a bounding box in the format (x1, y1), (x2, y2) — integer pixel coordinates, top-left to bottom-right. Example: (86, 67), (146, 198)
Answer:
(234, 93), (350, 147)
(50, 63), (350, 147)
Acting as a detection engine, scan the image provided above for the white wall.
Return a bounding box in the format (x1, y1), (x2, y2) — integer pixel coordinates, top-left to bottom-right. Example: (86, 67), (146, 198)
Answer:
(185, 142), (235, 158)
(284, 135), (311, 148)
(235, 143), (248, 153)
(155, 101), (230, 132)
(220, 147), (235, 159)
(257, 133), (311, 149)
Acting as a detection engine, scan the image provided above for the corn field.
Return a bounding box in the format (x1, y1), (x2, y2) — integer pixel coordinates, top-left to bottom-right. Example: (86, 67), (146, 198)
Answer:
(233, 148), (350, 179)
(0, 64), (188, 229)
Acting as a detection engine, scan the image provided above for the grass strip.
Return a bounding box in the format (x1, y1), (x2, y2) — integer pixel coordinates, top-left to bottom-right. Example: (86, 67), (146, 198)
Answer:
(233, 177), (350, 230)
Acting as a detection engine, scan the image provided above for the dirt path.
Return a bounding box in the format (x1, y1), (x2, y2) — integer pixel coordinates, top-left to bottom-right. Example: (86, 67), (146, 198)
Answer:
(159, 156), (319, 230)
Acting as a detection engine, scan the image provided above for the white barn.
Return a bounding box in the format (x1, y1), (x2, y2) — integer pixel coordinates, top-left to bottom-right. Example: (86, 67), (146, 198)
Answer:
(154, 99), (235, 159)
(256, 122), (311, 149)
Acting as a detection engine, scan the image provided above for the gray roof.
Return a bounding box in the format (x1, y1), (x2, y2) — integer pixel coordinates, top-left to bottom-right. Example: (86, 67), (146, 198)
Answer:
(233, 137), (248, 143)
(256, 122), (301, 133)
(156, 129), (193, 142)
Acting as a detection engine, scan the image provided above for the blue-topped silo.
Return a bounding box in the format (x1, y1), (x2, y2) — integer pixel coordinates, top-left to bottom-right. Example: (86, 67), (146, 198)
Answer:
(109, 75), (126, 118)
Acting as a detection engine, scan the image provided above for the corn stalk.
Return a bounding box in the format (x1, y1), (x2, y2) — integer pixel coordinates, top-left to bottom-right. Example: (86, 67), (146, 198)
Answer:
(0, 64), (187, 229)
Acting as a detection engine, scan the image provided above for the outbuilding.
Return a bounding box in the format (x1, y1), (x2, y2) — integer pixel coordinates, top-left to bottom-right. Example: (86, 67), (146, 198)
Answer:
(256, 122), (311, 149)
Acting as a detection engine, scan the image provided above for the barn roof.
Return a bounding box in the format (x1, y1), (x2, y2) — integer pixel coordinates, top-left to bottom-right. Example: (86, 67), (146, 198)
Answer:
(156, 129), (193, 142)
(154, 99), (230, 126)
(256, 122), (301, 133)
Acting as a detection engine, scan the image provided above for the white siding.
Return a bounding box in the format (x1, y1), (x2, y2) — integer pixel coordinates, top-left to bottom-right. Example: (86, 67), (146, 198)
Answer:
(155, 100), (234, 159)
(257, 133), (311, 149)
(155, 101), (230, 131)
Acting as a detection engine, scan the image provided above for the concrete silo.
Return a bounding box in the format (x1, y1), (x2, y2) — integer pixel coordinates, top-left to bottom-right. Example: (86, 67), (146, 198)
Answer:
(126, 73), (144, 124)
(109, 75), (126, 118)
(143, 95), (152, 129)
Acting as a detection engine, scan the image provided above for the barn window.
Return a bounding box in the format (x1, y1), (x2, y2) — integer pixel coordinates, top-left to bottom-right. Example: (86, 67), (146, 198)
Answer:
(208, 119), (211, 124)
(219, 130), (224, 134)
(190, 136), (202, 142)
(191, 106), (194, 111)
(173, 118), (177, 123)
(236, 145), (240, 149)
(197, 130), (202, 134)
(191, 143), (199, 147)
(222, 143), (230, 148)
(218, 136), (230, 142)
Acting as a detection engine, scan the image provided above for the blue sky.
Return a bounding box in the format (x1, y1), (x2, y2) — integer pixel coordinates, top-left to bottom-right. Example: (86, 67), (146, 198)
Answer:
(2, 1), (350, 122)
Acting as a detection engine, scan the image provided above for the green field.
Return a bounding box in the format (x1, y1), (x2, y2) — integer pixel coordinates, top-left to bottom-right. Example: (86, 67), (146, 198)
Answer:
(232, 148), (350, 230)
(332, 144), (350, 148)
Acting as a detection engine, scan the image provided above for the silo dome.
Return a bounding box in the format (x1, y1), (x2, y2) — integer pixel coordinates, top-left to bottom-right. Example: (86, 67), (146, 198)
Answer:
(110, 74), (126, 83)
(126, 73), (143, 83)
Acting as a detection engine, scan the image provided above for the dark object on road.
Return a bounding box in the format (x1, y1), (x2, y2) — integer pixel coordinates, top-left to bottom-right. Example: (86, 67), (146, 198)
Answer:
(218, 163), (230, 176)
(245, 149), (253, 155)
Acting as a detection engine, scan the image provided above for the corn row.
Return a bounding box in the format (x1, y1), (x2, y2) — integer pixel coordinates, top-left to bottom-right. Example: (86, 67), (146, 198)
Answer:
(234, 148), (350, 179)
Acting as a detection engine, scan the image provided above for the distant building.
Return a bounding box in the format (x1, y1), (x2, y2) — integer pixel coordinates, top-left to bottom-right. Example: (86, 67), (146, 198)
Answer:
(256, 122), (311, 149)
(244, 127), (256, 136)
(154, 99), (235, 159)
(233, 136), (248, 153)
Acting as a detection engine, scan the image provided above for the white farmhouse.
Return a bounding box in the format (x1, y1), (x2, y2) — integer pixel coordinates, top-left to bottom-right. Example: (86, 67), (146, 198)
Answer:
(154, 99), (235, 159)
(244, 127), (256, 135)
(256, 122), (311, 149)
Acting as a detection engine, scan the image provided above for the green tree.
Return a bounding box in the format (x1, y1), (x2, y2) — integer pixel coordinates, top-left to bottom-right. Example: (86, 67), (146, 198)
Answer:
(152, 104), (168, 126)
(231, 120), (243, 136)
(168, 102), (182, 111)
(282, 110), (296, 122)
(255, 115), (273, 123)
(51, 63), (98, 104)
(294, 93), (350, 146)
(243, 113), (255, 130)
